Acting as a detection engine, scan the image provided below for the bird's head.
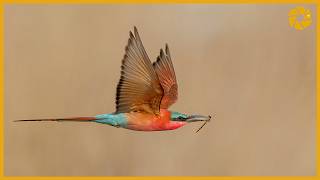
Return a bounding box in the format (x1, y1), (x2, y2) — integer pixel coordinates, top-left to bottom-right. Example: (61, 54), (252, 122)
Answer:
(170, 111), (212, 132)
(170, 111), (211, 123)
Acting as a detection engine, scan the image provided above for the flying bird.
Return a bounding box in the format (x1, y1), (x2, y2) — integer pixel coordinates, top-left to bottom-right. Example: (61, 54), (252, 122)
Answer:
(16, 27), (211, 132)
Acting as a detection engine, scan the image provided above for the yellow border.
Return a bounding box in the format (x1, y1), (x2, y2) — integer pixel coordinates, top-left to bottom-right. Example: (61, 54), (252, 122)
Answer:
(0, 0), (3, 178)
(0, 0), (319, 3)
(0, 1), (318, 180)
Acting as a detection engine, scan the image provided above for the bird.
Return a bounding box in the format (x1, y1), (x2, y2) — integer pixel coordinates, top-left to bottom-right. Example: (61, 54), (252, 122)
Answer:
(16, 27), (212, 132)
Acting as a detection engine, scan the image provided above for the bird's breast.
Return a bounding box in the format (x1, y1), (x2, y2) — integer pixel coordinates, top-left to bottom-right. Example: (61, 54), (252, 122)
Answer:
(124, 109), (185, 131)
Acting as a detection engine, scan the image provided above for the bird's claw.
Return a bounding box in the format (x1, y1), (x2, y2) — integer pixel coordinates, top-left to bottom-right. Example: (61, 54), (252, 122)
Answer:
(112, 123), (121, 128)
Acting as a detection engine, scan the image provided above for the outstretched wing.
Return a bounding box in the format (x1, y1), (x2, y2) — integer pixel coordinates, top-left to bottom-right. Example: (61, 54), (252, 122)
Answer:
(153, 44), (178, 109)
(115, 27), (164, 115)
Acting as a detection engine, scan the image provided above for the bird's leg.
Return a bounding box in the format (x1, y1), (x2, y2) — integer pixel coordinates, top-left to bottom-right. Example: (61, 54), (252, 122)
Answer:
(111, 121), (121, 128)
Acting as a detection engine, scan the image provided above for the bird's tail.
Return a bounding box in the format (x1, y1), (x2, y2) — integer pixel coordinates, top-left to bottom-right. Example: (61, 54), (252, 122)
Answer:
(14, 117), (97, 122)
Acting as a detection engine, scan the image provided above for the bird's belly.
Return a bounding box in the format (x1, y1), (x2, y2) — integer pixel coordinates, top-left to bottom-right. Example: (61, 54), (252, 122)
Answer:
(123, 110), (185, 131)
(125, 120), (167, 131)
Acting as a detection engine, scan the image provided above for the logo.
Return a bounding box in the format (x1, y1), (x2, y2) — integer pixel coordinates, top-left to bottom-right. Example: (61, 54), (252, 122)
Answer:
(288, 6), (312, 30)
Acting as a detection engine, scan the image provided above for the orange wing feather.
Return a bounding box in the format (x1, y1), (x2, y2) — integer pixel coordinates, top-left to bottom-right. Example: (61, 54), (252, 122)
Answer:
(153, 44), (178, 109)
(115, 27), (164, 115)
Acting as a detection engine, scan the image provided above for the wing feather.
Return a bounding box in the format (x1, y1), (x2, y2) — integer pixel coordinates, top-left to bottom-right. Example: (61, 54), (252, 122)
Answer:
(115, 27), (163, 114)
(153, 44), (178, 109)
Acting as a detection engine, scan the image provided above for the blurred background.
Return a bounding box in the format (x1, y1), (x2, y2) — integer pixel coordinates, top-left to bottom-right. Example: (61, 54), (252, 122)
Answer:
(4, 4), (316, 176)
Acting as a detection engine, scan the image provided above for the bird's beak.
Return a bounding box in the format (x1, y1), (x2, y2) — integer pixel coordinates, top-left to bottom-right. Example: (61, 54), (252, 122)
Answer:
(186, 115), (211, 122)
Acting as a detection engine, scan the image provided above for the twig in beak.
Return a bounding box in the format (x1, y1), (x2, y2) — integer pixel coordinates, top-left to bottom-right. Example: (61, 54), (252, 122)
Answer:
(195, 115), (212, 133)
(195, 120), (208, 133)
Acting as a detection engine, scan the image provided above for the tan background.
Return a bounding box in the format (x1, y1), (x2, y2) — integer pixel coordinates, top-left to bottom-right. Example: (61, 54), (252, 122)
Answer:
(4, 4), (316, 176)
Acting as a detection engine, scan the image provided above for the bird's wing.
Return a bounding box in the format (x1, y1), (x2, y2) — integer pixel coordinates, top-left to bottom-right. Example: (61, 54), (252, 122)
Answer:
(116, 27), (164, 115)
(153, 44), (178, 109)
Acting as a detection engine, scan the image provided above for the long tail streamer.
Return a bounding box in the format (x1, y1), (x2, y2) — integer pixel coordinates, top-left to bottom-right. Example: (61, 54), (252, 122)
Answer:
(14, 117), (96, 122)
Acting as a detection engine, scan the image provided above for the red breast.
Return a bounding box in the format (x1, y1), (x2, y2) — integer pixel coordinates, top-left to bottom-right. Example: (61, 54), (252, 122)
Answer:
(125, 109), (186, 131)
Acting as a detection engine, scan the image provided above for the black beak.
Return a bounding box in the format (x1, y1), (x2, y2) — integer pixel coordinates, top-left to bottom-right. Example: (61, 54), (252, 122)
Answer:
(186, 115), (211, 122)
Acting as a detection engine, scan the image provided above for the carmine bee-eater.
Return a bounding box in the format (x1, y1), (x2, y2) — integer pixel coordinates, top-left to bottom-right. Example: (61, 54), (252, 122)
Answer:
(16, 27), (211, 132)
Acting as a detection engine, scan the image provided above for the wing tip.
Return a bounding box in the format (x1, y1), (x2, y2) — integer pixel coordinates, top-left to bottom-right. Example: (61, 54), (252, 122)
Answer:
(160, 48), (165, 57)
(165, 43), (170, 55)
(129, 31), (134, 39)
(133, 26), (140, 39)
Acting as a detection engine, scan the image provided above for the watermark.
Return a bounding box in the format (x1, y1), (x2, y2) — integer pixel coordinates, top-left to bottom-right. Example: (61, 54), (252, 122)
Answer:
(288, 6), (312, 30)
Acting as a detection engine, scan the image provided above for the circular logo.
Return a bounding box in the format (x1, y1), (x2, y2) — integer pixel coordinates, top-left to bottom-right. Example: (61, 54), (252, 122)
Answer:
(288, 6), (312, 30)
